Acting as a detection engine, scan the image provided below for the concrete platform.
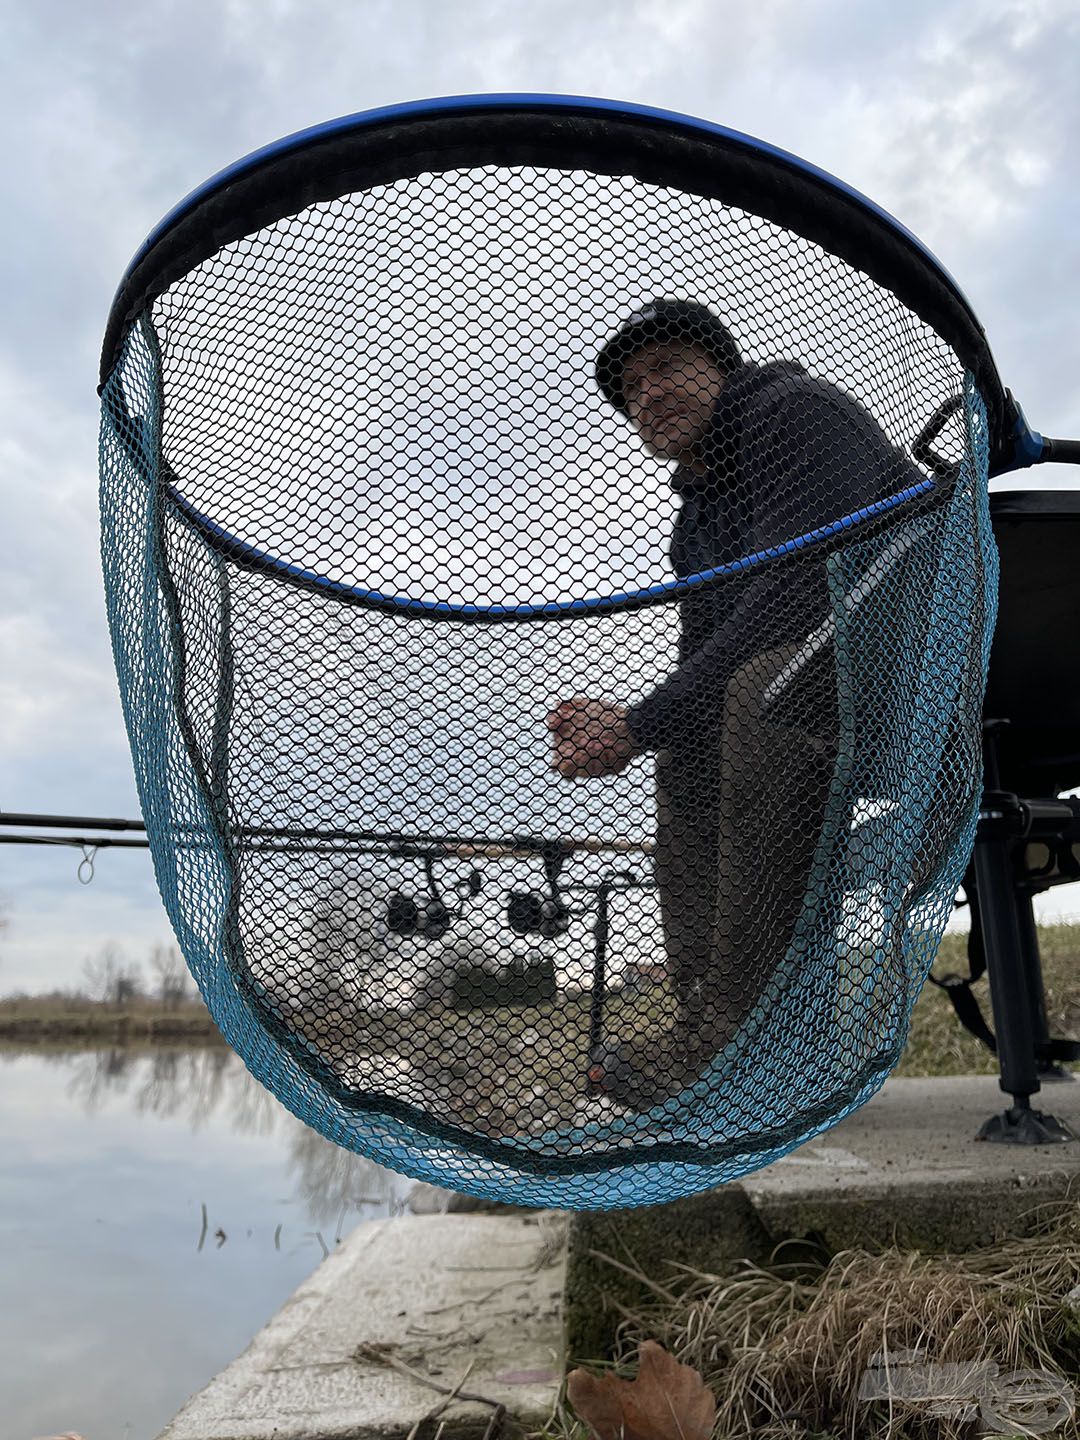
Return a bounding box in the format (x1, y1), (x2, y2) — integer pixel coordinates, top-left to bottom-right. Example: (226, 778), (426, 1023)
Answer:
(159, 1212), (567, 1440)
(747, 1073), (1080, 1201)
(161, 1074), (1080, 1436)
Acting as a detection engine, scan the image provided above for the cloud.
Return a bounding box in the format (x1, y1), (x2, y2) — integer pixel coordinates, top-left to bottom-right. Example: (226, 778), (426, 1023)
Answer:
(0, 358), (130, 797)
(3, 0), (1080, 990)
(782, 2), (1080, 435)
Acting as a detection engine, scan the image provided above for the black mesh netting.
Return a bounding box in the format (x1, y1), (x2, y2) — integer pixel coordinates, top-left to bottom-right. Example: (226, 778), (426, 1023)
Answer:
(99, 102), (998, 1208)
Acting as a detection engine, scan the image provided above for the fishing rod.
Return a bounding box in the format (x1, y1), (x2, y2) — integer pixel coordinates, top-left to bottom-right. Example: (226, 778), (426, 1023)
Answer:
(0, 811), (653, 857)
(0, 811), (653, 976)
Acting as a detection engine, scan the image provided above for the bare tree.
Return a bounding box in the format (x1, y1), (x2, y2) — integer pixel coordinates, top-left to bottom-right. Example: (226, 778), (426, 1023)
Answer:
(81, 942), (144, 1007)
(149, 943), (190, 1009)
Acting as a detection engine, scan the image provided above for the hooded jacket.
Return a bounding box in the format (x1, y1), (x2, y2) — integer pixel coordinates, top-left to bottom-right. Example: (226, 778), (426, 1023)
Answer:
(626, 360), (928, 759)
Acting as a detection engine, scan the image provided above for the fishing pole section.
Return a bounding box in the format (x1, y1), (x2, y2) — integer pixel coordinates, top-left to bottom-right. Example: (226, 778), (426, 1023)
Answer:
(0, 811), (650, 1058)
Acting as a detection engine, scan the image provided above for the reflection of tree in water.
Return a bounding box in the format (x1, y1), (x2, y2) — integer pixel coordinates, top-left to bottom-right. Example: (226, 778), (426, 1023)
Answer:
(68, 1047), (279, 1136)
(62, 1046), (419, 1221)
(140, 1048), (279, 1135)
(284, 1119), (418, 1226)
(66, 1047), (140, 1112)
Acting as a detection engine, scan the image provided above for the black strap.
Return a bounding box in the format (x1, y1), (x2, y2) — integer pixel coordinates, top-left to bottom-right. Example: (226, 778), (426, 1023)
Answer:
(926, 971), (997, 1052)
(928, 880), (1080, 1061)
(927, 877), (996, 1048)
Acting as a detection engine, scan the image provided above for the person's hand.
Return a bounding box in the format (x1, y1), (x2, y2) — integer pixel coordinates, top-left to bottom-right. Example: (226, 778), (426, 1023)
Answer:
(546, 697), (639, 779)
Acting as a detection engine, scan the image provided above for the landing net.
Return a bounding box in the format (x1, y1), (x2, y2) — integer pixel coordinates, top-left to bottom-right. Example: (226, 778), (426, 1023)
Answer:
(99, 98), (1000, 1208)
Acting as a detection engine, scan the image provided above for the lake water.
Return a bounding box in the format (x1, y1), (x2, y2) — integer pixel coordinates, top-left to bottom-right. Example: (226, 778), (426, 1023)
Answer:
(0, 1045), (438, 1440)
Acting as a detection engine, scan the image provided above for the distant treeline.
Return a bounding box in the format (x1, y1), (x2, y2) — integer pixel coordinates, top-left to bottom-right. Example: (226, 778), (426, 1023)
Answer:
(0, 941), (223, 1043)
(0, 992), (224, 1043)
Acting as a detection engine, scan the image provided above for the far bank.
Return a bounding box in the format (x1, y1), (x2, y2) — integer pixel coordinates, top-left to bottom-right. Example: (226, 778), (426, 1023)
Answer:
(0, 994), (224, 1044)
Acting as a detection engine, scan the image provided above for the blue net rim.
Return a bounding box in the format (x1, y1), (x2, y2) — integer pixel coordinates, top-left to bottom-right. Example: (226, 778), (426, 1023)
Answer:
(163, 473), (937, 620)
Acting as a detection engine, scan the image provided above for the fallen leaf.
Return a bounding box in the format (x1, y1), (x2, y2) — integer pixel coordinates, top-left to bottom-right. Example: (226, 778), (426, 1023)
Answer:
(567, 1339), (715, 1440)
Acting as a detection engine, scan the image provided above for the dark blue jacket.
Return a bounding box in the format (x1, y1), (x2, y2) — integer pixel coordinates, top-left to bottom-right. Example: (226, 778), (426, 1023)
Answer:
(626, 360), (927, 755)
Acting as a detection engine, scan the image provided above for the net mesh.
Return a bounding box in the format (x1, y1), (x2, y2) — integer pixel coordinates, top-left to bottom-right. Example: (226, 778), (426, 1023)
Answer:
(99, 143), (997, 1209)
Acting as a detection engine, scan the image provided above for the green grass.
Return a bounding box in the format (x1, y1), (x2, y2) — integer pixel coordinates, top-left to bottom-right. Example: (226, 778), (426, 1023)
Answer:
(894, 923), (1080, 1079)
(250, 922), (1080, 1134)
(5, 921), (1077, 1100)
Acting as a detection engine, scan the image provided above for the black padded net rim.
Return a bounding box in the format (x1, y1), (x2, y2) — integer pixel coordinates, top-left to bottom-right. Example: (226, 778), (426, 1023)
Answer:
(99, 100), (1012, 469)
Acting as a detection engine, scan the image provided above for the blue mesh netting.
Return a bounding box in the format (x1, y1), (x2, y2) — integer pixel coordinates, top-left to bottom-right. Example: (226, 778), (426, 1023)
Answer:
(98, 104), (997, 1209)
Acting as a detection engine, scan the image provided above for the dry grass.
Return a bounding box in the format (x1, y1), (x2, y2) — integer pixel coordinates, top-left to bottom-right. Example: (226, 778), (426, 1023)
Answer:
(278, 984), (678, 1138)
(0, 993), (224, 1044)
(552, 1189), (1080, 1439)
(286, 923), (1080, 1136)
(544, 926), (1080, 1439)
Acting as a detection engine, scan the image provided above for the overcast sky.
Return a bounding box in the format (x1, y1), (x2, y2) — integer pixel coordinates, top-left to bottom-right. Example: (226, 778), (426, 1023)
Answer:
(2, 0), (1079, 993)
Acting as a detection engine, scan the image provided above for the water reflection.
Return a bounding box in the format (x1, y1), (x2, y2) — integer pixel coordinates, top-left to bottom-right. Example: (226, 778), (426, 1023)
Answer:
(0, 1045), (442, 1440)
(58, 1044), (433, 1224)
(67, 1046), (270, 1132)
